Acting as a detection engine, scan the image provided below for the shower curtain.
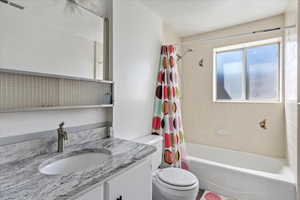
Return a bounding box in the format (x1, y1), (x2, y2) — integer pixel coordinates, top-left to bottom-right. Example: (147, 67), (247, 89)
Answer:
(152, 45), (188, 169)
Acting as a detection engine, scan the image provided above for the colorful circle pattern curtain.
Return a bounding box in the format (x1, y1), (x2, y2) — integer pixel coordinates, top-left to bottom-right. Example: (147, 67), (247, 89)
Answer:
(152, 45), (188, 169)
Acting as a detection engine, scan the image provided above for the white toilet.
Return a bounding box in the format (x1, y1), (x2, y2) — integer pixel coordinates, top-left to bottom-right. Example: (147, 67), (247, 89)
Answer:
(134, 135), (199, 200)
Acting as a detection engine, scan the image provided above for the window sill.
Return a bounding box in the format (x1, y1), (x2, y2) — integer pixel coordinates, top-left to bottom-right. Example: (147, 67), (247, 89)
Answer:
(213, 100), (282, 104)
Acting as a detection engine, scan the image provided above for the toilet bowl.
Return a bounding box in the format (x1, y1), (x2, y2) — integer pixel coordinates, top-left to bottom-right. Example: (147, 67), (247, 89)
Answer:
(152, 168), (199, 200)
(134, 135), (199, 200)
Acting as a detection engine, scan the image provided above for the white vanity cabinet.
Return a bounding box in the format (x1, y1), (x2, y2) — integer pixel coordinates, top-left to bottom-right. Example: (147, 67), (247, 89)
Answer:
(105, 160), (152, 200)
(75, 185), (104, 200)
(75, 159), (152, 200)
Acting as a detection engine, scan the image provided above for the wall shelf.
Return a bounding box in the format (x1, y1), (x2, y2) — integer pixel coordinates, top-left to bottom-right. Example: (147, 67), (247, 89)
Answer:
(0, 70), (114, 113)
(0, 68), (114, 84)
(0, 104), (114, 113)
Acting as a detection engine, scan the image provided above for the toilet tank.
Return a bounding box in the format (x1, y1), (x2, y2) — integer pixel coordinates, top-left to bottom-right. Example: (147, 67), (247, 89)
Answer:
(134, 135), (163, 170)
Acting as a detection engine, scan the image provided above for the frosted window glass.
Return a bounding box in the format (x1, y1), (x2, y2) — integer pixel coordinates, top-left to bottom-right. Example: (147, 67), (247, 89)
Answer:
(215, 42), (280, 102)
(246, 44), (279, 100)
(216, 50), (243, 100)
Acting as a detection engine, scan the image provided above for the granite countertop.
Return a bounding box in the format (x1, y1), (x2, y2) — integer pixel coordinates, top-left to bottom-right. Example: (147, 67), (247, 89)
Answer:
(0, 137), (156, 200)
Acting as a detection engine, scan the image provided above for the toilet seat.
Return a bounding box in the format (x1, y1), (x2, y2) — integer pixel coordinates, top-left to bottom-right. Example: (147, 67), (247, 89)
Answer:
(152, 168), (199, 200)
(154, 168), (199, 191)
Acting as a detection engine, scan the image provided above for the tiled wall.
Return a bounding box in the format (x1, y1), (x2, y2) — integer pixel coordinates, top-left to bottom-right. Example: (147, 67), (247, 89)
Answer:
(284, 0), (298, 188)
(181, 15), (286, 158)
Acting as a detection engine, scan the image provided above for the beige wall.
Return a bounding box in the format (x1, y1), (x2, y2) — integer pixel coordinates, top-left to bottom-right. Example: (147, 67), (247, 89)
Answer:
(181, 15), (286, 158)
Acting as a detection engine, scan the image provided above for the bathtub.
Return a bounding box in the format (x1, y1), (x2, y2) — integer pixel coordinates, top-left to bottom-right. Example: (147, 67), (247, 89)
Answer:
(186, 143), (296, 200)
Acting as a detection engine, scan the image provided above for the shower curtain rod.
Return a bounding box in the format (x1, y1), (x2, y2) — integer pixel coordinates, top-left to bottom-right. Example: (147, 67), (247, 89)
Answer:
(175, 25), (296, 46)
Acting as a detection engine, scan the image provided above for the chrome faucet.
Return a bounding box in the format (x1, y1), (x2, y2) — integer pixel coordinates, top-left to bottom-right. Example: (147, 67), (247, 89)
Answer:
(57, 122), (68, 153)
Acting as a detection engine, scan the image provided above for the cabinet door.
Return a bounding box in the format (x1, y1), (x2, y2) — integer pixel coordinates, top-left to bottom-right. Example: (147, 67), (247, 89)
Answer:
(105, 160), (152, 200)
(76, 185), (103, 200)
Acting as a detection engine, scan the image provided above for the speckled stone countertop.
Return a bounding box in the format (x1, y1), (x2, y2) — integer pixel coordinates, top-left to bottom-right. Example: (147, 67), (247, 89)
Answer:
(0, 137), (156, 200)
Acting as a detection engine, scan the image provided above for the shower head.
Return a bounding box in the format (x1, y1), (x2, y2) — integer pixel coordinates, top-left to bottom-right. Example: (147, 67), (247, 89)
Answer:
(65, 0), (100, 16)
(177, 49), (193, 62)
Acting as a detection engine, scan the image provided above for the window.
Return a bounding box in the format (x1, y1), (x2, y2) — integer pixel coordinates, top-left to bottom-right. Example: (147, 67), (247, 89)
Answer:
(213, 38), (281, 103)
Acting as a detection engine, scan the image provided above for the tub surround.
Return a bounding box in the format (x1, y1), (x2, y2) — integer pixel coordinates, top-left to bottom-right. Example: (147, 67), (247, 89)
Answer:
(0, 128), (156, 200)
(181, 15), (286, 158)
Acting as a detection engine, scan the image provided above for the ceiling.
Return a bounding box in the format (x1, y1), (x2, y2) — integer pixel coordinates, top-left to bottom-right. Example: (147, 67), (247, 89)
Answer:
(140, 0), (289, 37)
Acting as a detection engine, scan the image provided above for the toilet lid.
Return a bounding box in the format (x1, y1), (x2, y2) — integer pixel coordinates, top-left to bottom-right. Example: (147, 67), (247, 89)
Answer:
(157, 168), (198, 187)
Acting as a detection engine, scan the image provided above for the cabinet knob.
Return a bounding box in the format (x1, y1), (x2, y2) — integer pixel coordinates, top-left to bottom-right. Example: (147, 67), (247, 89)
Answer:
(116, 195), (122, 200)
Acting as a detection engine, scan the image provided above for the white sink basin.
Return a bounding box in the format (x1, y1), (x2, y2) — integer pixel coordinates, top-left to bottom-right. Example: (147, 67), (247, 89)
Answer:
(39, 152), (110, 175)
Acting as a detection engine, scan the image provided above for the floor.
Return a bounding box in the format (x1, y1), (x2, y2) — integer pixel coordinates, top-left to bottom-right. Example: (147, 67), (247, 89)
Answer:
(197, 189), (236, 200)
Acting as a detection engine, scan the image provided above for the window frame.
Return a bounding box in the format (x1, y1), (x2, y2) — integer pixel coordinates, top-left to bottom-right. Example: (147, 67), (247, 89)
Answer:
(213, 37), (283, 103)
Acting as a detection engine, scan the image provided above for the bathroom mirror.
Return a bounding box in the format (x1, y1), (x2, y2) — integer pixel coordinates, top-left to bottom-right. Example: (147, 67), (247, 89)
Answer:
(0, 0), (107, 80)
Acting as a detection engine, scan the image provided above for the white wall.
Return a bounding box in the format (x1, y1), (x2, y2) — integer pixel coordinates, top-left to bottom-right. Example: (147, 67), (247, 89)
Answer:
(0, 0), (167, 139)
(0, 0), (113, 138)
(0, 109), (109, 137)
(0, 0), (103, 80)
(181, 15), (286, 158)
(161, 23), (182, 46)
(112, 0), (162, 139)
(284, 0), (299, 197)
